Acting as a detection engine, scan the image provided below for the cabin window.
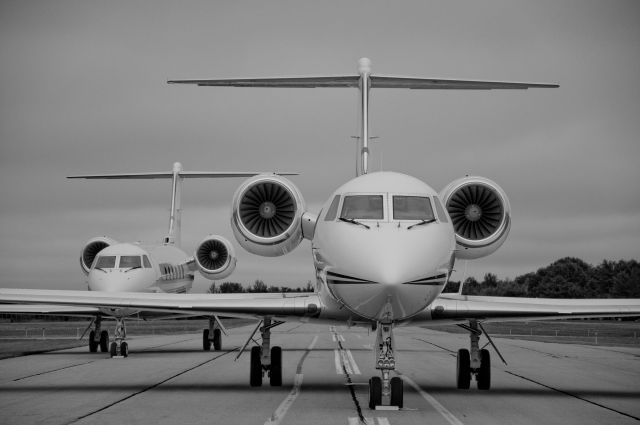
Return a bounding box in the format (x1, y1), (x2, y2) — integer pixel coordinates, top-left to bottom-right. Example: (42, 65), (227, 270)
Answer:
(142, 255), (152, 268)
(433, 196), (449, 223)
(324, 195), (341, 221)
(119, 255), (141, 269)
(392, 196), (434, 220)
(94, 255), (116, 269)
(341, 195), (384, 220)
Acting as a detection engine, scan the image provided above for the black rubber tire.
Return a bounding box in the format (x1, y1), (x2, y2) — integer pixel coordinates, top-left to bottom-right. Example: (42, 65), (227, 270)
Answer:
(390, 376), (403, 408)
(456, 349), (471, 389)
(477, 349), (491, 390)
(109, 342), (117, 358)
(121, 342), (128, 358)
(202, 329), (211, 351)
(369, 377), (382, 409)
(270, 346), (282, 386)
(213, 329), (222, 351)
(89, 330), (98, 353)
(99, 330), (109, 353)
(250, 346), (262, 387)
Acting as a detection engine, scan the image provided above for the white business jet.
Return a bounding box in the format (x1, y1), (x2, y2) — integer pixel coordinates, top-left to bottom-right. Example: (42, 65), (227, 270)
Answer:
(2, 59), (639, 409)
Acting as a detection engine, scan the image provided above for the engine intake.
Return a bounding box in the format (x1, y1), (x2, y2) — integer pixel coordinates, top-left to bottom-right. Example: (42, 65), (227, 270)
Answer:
(194, 235), (236, 280)
(80, 236), (116, 274)
(231, 174), (305, 257)
(440, 176), (510, 260)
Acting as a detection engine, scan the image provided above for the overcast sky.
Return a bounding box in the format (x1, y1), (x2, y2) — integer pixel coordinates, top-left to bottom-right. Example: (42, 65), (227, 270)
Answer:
(1, 0), (639, 292)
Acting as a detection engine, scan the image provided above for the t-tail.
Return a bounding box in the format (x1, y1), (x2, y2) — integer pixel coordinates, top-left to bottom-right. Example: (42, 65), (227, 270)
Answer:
(169, 57), (558, 176)
(67, 162), (297, 247)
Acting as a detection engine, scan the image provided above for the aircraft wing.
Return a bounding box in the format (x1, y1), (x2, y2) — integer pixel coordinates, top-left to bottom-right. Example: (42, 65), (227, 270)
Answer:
(0, 289), (321, 320)
(416, 294), (640, 324)
(0, 303), (100, 317)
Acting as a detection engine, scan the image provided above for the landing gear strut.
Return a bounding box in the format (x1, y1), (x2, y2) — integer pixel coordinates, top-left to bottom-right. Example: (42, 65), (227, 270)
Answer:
(88, 316), (109, 353)
(109, 317), (128, 358)
(368, 322), (403, 409)
(456, 319), (492, 390)
(203, 316), (222, 351)
(248, 317), (282, 387)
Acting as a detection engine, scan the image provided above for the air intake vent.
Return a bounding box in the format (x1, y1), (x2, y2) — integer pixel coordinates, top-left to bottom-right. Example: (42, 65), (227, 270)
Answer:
(239, 182), (296, 238)
(447, 184), (503, 240)
(197, 238), (229, 271)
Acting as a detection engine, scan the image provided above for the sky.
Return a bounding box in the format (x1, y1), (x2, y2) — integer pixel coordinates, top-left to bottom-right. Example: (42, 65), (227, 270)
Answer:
(1, 0), (639, 292)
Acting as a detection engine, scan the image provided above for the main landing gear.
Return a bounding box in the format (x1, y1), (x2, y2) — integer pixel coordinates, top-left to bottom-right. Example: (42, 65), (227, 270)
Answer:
(247, 317), (283, 387)
(369, 322), (403, 409)
(203, 316), (222, 351)
(88, 316), (109, 353)
(455, 319), (505, 390)
(109, 317), (128, 358)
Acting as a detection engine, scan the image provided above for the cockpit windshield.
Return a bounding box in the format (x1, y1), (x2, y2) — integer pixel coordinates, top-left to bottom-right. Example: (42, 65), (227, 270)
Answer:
(340, 195), (384, 220)
(119, 256), (142, 269)
(393, 196), (435, 220)
(94, 255), (116, 269)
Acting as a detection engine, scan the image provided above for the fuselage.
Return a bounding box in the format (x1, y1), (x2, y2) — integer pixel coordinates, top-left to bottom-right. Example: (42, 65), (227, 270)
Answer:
(87, 242), (194, 316)
(312, 172), (456, 323)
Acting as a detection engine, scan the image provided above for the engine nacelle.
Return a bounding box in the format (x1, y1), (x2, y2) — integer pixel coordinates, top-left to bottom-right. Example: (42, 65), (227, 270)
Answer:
(440, 176), (511, 260)
(80, 236), (117, 275)
(194, 235), (236, 280)
(231, 174), (306, 257)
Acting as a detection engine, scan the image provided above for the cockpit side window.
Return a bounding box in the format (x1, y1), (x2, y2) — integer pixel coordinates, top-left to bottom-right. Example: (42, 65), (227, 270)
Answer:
(393, 196), (434, 220)
(433, 196), (449, 223)
(341, 195), (384, 220)
(119, 255), (141, 269)
(94, 255), (116, 269)
(142, 255), (152, 268)
(324, 195), (341, 221)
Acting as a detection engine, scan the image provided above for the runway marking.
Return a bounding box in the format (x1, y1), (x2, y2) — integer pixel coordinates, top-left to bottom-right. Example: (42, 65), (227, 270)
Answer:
(264, 335), (318, 425)
(334, 349), (361, 375)
(332, 333), (346, 342)
(348, 417), (390, 425)
(505, 370), (640, 421)
(398, 373), (465, 425)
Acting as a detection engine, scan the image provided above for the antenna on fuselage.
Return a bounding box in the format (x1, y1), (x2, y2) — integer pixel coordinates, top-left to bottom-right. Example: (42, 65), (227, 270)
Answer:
(169, 58), (558, 177)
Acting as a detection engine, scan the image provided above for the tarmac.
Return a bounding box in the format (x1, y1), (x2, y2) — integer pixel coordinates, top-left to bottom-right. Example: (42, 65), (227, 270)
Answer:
(1, 322), (638, 425)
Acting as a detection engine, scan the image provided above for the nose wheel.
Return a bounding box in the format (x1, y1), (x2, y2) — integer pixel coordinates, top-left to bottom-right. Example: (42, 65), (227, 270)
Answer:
(109, 317), (129, 358)
(203, 317), (222, 351)
(368, 323), (403, 409)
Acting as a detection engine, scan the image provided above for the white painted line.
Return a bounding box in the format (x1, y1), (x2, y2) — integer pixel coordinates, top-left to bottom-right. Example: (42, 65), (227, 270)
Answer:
(377, 418), (391, 425)
(340, 350), (354, 374)
(339, 334), (345, 342)
(335, 349), (344, 374)
(374, 405), (398, 411)
(264, 336), (318, 425)
(401, 375), (464, 425)
(332, 334), (337, 342)
(346, 349), (361, 375)
(348, 418), (360, 425)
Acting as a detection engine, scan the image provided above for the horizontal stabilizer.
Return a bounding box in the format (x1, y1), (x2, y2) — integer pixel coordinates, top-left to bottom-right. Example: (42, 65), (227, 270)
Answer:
(68, 171), (298, 179)
(168, 75), (558, 90)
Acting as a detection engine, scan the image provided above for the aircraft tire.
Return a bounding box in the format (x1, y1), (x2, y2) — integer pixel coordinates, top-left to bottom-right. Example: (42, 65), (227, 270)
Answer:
(110, 342), (117, 358)
(369, 377), (382, 409)
(270, 346), (282, 386)
(121, 342), (128, 358)
(390, 376), (403, 408)
(99, 330), (109, 352)
(456, 349), (471, 389)
(477, 349), (491, 390)
(213, 329), (222, 351)
(202, 329), (211, 351)
(89, 331), (98, 353)
(250, 346), (262, 387)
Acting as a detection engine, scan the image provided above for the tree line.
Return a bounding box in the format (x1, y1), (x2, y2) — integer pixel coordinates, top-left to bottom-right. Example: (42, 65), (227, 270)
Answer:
(443, 257), (640, 298)
(208, 280), (314, 294)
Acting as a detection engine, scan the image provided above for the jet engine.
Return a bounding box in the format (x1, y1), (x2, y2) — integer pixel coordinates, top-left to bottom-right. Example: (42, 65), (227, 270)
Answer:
(231, 174), (306, 257)
(80, 236), (117, 274)
(194, 235), (236, 280)
(440, 176), (511, 260)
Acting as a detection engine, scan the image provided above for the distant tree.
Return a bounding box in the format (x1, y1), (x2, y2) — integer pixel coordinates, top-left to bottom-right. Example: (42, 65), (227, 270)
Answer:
(207, 282), (219, 294)
(267, 285), (280, 293)
(303, 280), (314, 292)
(219, 282), (245, 293)
(249, 279), (268, 293)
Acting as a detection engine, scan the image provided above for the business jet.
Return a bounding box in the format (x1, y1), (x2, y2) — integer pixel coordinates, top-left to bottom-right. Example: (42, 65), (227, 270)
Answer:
(3, 162), (290, 357)
(2, 59), (639, 409)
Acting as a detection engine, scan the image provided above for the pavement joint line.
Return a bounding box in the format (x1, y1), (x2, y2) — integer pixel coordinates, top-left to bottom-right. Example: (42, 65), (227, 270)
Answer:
(398, 372), (465, 425)
(504, 370), (640, 421)
(11, 360), (96, 382)
(67, 347), (239, 424)
(337, 335), (367, 424)
(264, 335), (318, 425)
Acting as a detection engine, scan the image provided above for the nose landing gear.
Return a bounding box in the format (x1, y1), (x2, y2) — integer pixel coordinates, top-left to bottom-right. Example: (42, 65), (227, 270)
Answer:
(109, 317), (128, 358)
(203, 316), (222, 351)
(368, 323), (403, 409)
